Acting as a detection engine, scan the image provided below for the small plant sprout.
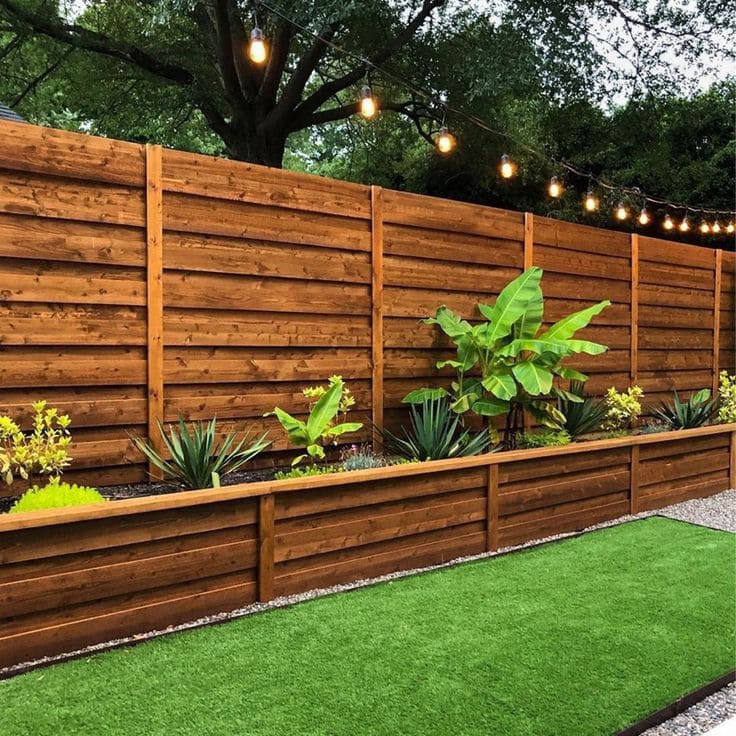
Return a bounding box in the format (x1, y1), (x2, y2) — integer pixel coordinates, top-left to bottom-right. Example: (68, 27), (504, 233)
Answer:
(268, 377), (363, 466)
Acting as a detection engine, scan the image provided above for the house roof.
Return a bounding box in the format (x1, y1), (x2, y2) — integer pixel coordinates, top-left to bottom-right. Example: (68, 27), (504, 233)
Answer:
(0, 101), (26, 123)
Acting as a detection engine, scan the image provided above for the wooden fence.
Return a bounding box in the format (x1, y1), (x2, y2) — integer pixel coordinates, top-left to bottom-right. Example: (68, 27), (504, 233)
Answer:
(1, 424), (733, 669)
(0, 120), (733, 490)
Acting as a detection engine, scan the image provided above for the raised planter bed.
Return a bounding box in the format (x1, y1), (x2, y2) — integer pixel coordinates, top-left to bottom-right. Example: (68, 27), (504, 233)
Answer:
(1, 424), (734, 670)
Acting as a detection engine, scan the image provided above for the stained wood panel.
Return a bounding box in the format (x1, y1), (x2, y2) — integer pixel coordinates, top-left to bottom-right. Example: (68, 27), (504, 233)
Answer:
(0, 120), (730, 490)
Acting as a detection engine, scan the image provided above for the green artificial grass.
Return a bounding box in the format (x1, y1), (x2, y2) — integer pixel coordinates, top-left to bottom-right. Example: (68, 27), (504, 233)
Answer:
(2, 517), (734, 736)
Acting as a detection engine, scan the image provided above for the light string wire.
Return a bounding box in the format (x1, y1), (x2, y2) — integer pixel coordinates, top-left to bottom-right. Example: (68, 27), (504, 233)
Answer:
(257, 0), (735, 222)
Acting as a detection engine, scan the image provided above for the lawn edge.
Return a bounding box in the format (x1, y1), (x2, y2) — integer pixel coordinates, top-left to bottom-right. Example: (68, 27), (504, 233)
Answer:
(616, 670), (736, 736)
(0, 514), (729, 683)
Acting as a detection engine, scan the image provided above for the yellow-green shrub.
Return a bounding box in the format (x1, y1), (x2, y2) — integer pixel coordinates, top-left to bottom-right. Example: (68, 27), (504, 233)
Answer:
(603, 386), (644, 432)
(718, 371), (736, 424)
(9, 481), (104, 514)
(0, 401), (72, 486)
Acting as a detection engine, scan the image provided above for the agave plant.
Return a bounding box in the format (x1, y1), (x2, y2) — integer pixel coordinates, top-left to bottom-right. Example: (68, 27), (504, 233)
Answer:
(557, 380), (607, 439)
(132, 417), (271, 489)
(650, 389), (715, 430)
(404, 267), (610, 447)
(378, 396), (492, 461)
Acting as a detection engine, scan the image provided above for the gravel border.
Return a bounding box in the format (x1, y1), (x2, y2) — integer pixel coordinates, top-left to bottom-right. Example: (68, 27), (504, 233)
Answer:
(2, 489), (734, 731)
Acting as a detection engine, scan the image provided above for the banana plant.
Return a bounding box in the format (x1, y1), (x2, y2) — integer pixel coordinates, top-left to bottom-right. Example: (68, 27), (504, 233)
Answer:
(403, 267), (611, 446)
(267, 378), (363, 466)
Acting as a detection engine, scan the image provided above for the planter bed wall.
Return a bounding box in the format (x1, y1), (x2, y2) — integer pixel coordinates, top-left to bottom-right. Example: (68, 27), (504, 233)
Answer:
(0, 120), (734, 493)
(1, 425), (733, 670)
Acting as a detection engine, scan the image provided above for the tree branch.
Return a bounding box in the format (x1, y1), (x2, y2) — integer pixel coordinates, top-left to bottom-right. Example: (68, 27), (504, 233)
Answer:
(268, 20), (340, 126)
(0, 0), (194, 84)
(11, 47), (73, 106)
(258, 16), (298, 110)
(290, 0), (445, 125)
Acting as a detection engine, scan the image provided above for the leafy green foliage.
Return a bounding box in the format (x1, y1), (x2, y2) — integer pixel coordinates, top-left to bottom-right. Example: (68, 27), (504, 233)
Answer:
(379, 397), (492, 461)
(0, 401), (72, 486)
(274, 465), (340, 480)
(132, 417), (271, 489)
(650, 389), (715, 430)
(603, 386), (644, 432)
(9, 481), (104, 514)
(405, 268), (609, 444)
(557, 380), (607, 439)
(516, 430), (571, 449)
(267, 377), (362, 466)
(718, 371), (736, 424)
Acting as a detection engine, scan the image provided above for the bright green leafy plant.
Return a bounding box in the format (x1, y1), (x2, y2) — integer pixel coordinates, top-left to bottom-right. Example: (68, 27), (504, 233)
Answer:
(557, 380), (607, 439)
(516, 429), (571, 449)
(602, 386), (644, 433)
(404, 267), (610, 447)
(274, 465), (340, 480)
(9, 481), (105, 514)
(132, 417), (270, 489)
(379, 396), (492, 461)
(718, 371), (736, 423)
(650, 389), (715, 430)
(0, 401), (72, 486)
(268, 377), (363, 466)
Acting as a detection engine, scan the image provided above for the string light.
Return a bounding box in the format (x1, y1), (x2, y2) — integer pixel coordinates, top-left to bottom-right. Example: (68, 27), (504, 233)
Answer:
(712, 220), (721, 234)
(680, 216), (691, 233)
(435, 126), (456, 154)
(359, 85), (377, 119)
(663, 213), (674, 231)
(637, 207), (651, 226)
(615, 202), (629, 220)
(255, 0), (734, 226)
(699, 220), (710, 234)
(727, 221), (735, 234)
(248, 27), (267, 64)
(583, 190), (598, 212)
(500, 154), (516, 179)
(548, 176), (563, 198)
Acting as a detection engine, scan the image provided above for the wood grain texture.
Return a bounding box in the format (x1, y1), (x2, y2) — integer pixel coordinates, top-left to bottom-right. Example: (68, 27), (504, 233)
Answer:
(0, 424), (732, 668)
(146, 145), (165, 479)
(0, 120), (726, 487)
(371, 186), (384, 445)
(712, 249), (722, 396)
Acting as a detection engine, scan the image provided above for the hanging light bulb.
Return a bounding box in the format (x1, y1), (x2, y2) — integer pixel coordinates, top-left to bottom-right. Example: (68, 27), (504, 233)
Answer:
(699, 220), (710, 234)
(615, 202), (629, 220)
(548, 176), (563, 198)
(583, 190), (598, 212)
(712, 220), (721, 234)
(435, 126), (456, 154)
(663, 213), (674, 231)
(679, 216), (690, 233)
(248, 27), (267, 64)
(500, 154), (516, 179)
(358, 85), (377, 119)
(727, 221), (735, 234)
(637, 206), (650, 226)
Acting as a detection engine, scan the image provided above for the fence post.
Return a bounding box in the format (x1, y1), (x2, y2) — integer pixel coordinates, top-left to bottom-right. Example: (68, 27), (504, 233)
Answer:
(258, 494), (275, 602)
(730, 432), (735, 490)
(630, 234), (639, 385)
(630, 445), (640, 514)
(371, 185), (384, 447)
(712, 249), (722, 397)
(486, 463), (499, 551)
(145, 144), (165, 479)
(523, 212), (534, 270)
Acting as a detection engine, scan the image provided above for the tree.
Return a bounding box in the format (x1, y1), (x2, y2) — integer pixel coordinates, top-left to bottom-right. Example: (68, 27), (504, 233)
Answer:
(0, 0), (731, 168)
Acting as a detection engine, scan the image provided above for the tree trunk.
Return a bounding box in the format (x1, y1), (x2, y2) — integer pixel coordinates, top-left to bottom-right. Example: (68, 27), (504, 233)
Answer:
(504, 402), (524, 449)
(225, 124), (287, 167)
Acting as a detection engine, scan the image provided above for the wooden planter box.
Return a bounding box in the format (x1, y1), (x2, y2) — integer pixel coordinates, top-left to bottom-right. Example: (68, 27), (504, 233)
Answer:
(1, 424), (734, 670)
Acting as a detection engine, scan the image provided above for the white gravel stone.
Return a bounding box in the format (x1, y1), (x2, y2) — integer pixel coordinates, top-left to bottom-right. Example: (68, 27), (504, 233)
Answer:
(641, 684), (736, 736)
